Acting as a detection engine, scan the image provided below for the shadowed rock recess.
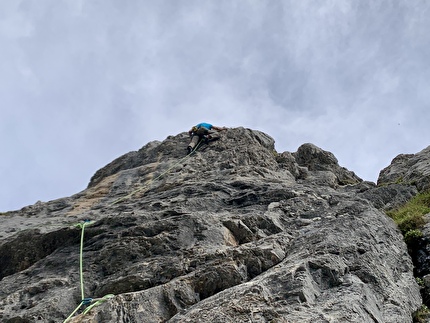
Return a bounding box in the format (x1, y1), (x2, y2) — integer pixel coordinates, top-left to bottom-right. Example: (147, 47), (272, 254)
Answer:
(0, 128), (424, 322)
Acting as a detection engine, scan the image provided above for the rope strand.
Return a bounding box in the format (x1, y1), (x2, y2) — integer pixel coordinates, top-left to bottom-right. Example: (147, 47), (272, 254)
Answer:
(64, 138), (206, 321)
(63, 220), (112, 322)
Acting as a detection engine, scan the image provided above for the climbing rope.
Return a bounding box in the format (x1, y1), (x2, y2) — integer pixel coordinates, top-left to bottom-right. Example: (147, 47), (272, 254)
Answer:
(110, 138), (205, 206)
(63, 139), (205, 321)
(63, 220), (114, 323)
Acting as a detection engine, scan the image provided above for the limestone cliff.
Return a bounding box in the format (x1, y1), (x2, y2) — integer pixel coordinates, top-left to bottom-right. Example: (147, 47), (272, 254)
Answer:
(0, 128), (426, 322)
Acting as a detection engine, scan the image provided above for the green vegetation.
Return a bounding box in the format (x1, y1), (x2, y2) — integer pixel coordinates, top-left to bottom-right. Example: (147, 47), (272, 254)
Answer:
(405, 229), (424, 245)
(395, 176), (404, 184)
(386, 191), (430, 237)
(416, 277), (425, 288)
(413, 304), (430, 323)
(388, 191), (430, 320)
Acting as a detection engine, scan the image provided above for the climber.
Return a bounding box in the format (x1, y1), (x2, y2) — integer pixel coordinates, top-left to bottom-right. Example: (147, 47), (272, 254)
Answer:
(187, 122), (227, 154)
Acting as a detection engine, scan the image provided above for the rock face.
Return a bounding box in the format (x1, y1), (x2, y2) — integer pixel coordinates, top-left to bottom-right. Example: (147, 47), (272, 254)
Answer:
(378, 146), (430, 192)
(377, 145), (430, 310)
(0, 128), (424, 322)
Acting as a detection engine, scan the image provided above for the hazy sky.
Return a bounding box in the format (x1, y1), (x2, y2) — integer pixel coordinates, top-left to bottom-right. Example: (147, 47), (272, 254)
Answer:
(1, 0), (429, 212)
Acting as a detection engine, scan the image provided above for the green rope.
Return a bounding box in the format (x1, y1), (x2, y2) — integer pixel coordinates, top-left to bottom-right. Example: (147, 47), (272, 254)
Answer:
(110, 138), (204, 206)
(77, 221), (90, 301)
(63, 220), (113, 322)
(82, 294), (115, 315)
(63, 301), (84, 323)
(63, 139), (206, 321)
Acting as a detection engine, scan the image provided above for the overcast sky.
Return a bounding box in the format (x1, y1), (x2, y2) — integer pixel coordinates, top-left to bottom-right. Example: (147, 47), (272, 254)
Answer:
(1, 0), (429, 212)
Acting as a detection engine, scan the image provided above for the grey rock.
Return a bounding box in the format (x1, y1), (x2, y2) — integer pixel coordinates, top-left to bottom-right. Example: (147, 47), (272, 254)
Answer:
(0, 128), (422, 322)
(378, 145), (430, 192)
(359, 183), (418, 211)
(375, 144), (430, 316)
(293, 143), (362, 186)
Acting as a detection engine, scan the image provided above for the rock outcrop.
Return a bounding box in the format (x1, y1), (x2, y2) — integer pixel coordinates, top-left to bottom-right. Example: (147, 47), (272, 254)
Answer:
(378, 146), (430, 192)
(377, 145), (430, 312)
(0, 128), (425, 322)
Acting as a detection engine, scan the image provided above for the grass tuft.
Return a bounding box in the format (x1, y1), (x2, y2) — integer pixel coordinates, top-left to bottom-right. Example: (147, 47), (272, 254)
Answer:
(386, 191), (430, 236)
(413, 304), (430, 323)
